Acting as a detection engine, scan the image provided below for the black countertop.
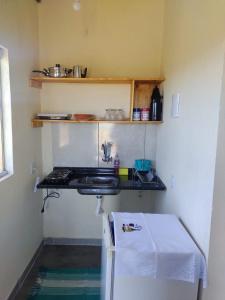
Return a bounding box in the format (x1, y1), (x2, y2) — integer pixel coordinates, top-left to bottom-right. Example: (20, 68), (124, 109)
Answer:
(37, 167), (166, 191)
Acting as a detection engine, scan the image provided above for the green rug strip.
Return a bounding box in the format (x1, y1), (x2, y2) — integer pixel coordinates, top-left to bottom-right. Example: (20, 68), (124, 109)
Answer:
(28, 267), (101, 300)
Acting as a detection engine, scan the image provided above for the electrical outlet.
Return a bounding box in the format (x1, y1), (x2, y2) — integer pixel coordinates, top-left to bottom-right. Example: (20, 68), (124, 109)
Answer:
(30, 162), (37, 175)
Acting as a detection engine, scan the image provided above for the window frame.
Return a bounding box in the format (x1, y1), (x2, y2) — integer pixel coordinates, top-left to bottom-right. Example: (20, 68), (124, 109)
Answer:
(0, 45), (13, 181)
(0, 62), (5, 175)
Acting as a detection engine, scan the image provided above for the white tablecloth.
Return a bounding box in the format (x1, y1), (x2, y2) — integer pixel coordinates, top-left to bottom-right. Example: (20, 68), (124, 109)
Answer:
(112, 212), (207, 287)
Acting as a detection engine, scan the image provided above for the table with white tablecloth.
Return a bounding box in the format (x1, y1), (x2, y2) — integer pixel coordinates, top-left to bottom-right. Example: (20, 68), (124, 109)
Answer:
(112, 212), (207, 287)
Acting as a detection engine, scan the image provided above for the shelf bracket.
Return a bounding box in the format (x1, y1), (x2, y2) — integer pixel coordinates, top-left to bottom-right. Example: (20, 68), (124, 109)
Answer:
(30, 79), (42, 89)
(32, 119), (43, 128)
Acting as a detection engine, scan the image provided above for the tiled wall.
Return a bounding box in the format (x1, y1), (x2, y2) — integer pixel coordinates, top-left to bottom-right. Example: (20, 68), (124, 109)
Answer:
(52, 123), (157, 168)
(42, 123), (157, 239)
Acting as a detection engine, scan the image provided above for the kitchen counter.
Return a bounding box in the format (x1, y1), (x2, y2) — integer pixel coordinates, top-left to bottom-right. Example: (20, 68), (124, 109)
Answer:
(37, 167), (166, 191)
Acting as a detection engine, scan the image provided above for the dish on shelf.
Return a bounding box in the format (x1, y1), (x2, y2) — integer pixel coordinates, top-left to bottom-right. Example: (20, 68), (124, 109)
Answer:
(73, 114), (96, 121)
(36, 113), (72, 120)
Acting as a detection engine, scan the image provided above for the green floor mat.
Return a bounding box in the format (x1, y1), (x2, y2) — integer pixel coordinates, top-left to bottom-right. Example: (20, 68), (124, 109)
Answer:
(28, 267), (101, 300)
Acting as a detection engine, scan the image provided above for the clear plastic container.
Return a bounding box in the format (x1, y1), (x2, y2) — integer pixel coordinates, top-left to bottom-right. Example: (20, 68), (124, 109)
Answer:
(115, 109), (125, 120)
(105, 109), (113, 120)
(105, 109), (125, 120)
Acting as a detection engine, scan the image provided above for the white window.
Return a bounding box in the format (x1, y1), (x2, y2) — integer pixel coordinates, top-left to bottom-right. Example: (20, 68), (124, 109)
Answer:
(0, 46), (13, 180)
(0, 68), (3, 173)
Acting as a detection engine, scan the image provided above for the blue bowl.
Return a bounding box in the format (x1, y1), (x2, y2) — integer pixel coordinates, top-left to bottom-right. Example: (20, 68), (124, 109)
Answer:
(135, 159), (152, 172)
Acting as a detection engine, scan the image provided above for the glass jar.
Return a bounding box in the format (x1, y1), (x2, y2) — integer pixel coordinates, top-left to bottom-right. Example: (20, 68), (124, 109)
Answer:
(133, 108), (141, 121)
(141, 108), (150, 121)
(105, 109), (113, 120)
(105, 109), (125, 120)
(115, 109), (125, 120)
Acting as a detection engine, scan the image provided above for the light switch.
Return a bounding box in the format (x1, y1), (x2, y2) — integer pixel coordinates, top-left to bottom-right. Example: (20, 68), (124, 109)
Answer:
(171, 94), (180, 118)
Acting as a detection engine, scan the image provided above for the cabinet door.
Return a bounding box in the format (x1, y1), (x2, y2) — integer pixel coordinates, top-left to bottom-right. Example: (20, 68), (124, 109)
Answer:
(101, 214), (114, 300)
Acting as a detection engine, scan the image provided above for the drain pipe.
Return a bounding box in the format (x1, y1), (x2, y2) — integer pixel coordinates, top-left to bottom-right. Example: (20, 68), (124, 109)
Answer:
(96, 195), (105, 216)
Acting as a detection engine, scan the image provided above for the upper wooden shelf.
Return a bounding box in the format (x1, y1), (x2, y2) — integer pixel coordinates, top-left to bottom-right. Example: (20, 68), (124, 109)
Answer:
(30, 76), (165, 88)
(32, 118), (163, 128)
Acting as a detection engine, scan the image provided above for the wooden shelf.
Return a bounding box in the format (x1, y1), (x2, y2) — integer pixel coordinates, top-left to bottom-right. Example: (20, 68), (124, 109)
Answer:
(30, 76), (165, 88)
(32, 118), (163, 128)
(31, 76), (165, 127)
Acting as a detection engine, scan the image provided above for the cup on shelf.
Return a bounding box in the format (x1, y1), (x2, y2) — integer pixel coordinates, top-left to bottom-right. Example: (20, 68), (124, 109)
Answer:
(115, 109), (125, 120)
(104, 109), (125, 121)
(105, 109), (113, 120)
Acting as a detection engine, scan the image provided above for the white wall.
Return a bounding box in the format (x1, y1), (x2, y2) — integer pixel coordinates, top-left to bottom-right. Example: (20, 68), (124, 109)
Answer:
(202, 55), (225, 300)
(40, 83), (131, 119)
(0, 1), (42, 299)
(155, 0), (225, 258)
(38, 0), (165, 77)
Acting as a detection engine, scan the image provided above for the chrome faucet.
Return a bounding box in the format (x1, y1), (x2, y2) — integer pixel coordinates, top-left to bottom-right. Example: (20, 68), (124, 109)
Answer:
(101, 141), (113, 163)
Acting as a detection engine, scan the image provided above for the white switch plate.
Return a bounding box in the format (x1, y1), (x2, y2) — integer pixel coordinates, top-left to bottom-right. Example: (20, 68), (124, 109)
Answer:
(171, 94), (180, 118)
(30, 162), (37, 175)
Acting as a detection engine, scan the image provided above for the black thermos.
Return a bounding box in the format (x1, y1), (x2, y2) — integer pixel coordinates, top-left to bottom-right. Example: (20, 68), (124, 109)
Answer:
(149, 86), (162, 121)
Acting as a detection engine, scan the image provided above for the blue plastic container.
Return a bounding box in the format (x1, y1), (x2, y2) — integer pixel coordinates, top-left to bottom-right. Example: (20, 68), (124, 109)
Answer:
(134, 159), (152, 172)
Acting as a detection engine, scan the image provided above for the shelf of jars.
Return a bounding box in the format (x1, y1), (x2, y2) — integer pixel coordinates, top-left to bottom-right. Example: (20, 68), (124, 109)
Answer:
(31, 119), (163, 128)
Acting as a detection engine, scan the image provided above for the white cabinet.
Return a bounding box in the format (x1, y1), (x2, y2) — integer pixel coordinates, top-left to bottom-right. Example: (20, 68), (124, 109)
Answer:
(102, 214), (199, 300)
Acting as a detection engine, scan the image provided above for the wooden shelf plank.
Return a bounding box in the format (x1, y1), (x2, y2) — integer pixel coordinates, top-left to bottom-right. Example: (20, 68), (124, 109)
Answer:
(31, 77), (132, 85)
(32, 119), (44, 127)
(130, 121), (162, 124)
(31, 118), (163, 128)
(30, 76), (165, 88)
(134, 78), (165, 84)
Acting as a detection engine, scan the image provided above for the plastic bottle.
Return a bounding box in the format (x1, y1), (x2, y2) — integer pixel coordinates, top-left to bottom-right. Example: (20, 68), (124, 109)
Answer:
(149, 86), (162, 121)
(114, 153), (120, 174)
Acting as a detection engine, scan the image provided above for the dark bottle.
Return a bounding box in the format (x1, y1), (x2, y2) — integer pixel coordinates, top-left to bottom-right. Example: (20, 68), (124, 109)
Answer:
(149, 86), (162, 121)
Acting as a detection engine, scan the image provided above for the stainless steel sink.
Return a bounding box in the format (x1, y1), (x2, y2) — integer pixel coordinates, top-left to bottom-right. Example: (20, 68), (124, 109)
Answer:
(79, 175), (119, 187)
(77, 175), (120, 195)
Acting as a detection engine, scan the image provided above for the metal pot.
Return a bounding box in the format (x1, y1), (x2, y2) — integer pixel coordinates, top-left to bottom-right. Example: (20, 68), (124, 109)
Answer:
(33, 64), (72, 78)
(73, 65), (88, 78)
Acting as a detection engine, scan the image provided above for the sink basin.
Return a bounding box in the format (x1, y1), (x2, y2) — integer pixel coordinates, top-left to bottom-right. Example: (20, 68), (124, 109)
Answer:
(78, 188), (120, 195)
(77, 175), (120, 195)
(79, 175), (119, 187)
